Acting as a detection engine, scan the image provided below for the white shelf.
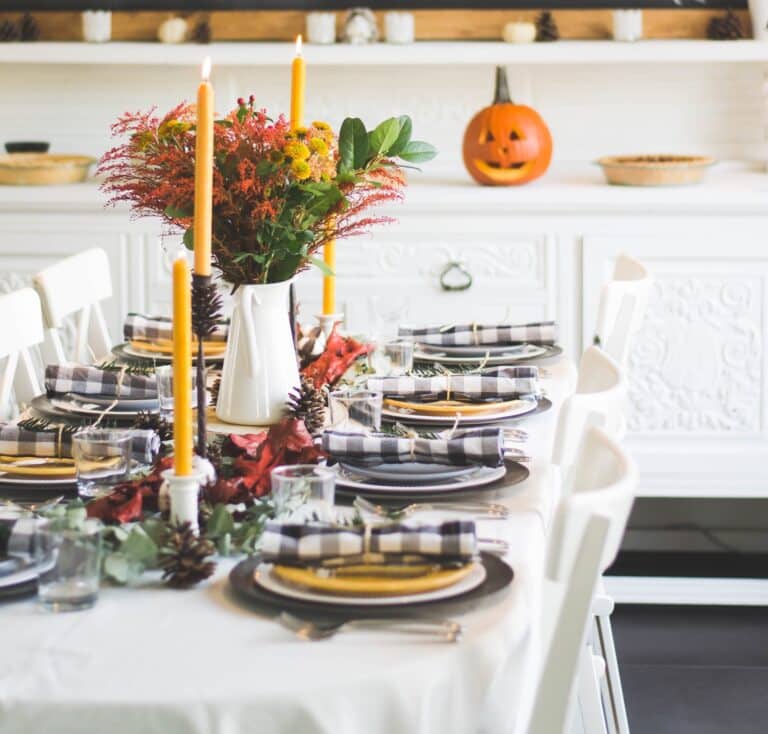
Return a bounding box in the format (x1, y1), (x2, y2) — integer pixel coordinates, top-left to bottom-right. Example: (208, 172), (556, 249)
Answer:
(2, 40), (768, 66)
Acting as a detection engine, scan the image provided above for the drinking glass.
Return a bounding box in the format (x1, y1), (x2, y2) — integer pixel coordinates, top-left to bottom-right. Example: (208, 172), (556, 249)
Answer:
(369, 339), (414, 376)
(328, 389), (382, 432)
(72, 428), (132, 499)
(270, 465), (336, 522)
(155, 365), (198, 417)
(36, 518), (102, 612)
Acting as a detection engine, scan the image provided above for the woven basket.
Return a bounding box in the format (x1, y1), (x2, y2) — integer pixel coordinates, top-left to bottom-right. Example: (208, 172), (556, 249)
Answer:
(597, 155), (715, 187)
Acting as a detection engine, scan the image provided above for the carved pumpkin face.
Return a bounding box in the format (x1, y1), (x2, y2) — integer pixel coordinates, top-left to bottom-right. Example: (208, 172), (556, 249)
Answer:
(462, 67), (553, 186)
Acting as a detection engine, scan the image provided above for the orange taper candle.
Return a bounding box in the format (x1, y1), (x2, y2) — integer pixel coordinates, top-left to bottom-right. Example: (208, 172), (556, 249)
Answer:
(290, 35), (305, 130)
(193, 56), (214, 277)
(172, 255), (193, 476)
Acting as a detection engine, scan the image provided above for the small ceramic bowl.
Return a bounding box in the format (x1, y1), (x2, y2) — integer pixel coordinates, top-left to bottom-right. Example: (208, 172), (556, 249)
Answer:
(5, 141), (50, 154)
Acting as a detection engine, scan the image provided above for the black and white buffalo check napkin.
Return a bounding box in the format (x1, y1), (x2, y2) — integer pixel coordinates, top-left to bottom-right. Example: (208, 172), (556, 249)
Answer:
(45, 364), (157, 400)
(124, 313), (228, 342)
(0, 423), (160, 465)
(367, 368), (540, 401)
(399, 321), (557, 347)
(0, 517), (42, 562)
(260, 519), (477, 563)
(322, 427), (504, 467)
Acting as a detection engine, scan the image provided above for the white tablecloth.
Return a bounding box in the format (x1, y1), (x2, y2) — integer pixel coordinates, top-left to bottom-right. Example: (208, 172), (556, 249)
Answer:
(0, 360), (576, 734)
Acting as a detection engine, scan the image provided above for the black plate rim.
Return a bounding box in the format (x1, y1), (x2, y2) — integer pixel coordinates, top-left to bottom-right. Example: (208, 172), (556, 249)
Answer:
(228, 551), (514, 621)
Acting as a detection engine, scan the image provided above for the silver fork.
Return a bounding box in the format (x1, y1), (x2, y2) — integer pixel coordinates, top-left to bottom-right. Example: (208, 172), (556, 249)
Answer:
(278, 612), (463, 642)
(354, 495), (509, 520)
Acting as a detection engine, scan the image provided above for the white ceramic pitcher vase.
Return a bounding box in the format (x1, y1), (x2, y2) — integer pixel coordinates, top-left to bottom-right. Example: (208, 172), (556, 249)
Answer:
(215, 280), (299, 426)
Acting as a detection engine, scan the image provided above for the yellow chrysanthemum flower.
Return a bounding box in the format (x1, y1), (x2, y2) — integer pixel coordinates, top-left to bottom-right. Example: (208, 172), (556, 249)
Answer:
(284, 142), (311, 161)
(311, 120), (332, 132)
(292, 126), (309, 140)
(309, 137), (329, 156)
(291, 160), (311, 180)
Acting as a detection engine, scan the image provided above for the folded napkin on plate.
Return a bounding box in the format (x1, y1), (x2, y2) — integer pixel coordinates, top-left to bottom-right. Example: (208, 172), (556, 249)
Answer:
(0, 423), (160, 465)
(124, 313), (228, 343)
(261, 519), (477, 563)
(322, 426), (504, 467)
(367, 367), (540, 400)
(45, 364), (157, 400)
(399, 321), (557, 347)
(0, 517), (42, 561)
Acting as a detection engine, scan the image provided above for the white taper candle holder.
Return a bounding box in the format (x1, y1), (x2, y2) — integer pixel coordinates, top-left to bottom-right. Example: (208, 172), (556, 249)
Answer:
(316, 313), (345, 338)
(161, 456), (215, 533)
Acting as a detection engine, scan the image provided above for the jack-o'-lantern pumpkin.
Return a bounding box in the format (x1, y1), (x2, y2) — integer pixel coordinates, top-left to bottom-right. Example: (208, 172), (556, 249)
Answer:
(462, 67), (553, 186)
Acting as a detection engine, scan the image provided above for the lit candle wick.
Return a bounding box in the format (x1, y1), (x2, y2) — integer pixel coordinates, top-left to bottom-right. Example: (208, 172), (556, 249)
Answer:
(201, 55), (212, 82)
(295, 34), (303, 56)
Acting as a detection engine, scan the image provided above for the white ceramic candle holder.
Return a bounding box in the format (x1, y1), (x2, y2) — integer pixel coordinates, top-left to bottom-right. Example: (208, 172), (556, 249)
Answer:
(81, 10), (111, 43)
(161, 457), (215, 533)
(306, 12), (337, 44)
(385, 12), (415, 44)
(502, 21), (537, 44)
(316, 313), (345, 338)
(612, 9), (643, 42)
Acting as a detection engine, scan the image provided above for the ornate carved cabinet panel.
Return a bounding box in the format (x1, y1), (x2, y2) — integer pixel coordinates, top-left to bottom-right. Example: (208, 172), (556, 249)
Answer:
(583, 235), (768, 498)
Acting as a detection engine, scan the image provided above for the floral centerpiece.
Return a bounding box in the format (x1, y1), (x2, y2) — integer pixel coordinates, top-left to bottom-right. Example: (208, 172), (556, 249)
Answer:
(100, 99), (436, 424)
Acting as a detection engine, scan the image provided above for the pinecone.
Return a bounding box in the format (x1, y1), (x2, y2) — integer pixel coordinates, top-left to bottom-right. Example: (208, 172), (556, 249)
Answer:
(707, 9), (744, 40)
(285, 377), (327, 434)
(209, 375), (221, 406)
(191, 277), (223, 338)
(133, 410), (174, 448)
(536, 12), (560, 42)
(0, 20), (19, 41)
(191, 19), (212, 44)
(206, 437), (223, 469)
(159, 523), (216, 589)
(19, 13), (39, 42)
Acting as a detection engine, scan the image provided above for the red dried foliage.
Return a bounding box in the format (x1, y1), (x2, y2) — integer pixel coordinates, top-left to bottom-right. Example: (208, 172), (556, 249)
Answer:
(302, 325), (373, 389)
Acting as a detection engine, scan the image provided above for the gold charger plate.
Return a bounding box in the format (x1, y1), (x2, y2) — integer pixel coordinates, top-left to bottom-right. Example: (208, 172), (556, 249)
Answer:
(384, 397), (523, 417)
(129, 339), (226, 356)
(0, 455), (76, 478)
(271, 562), (476, 597)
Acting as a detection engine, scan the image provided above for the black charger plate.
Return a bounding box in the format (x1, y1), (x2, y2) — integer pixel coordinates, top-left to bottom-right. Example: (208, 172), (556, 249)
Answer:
(229, 551), (513, 621)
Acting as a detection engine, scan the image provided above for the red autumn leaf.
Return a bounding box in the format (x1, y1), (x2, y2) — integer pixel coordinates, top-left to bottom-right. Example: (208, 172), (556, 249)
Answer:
(301, 325), (373, 389)
(86, 483), (145, 524)
(202, 476), (251, 505)
(228, 432), (269, 458)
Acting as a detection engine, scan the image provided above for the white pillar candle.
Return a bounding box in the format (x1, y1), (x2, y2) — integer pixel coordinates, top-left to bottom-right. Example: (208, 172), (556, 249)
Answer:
(306, 12), (336, 45)
(385, 12), (415, 44)
(612, 9), (643, 42)
(81, 11), (111, 43)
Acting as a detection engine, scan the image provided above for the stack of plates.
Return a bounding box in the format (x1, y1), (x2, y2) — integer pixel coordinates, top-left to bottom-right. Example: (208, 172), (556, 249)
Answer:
(414, 342), (561, 367)
(382, 396), (539, 427)
(0, 455), (76, 489)
(51, 393), (159, 419)
(114, 340), (225, 364)
(0, 556), (41, 601)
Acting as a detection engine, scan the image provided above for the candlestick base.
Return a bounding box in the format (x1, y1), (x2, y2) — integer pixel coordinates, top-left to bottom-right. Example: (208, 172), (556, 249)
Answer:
(316, 313), (344, 338)
(161, 457), (216, 533)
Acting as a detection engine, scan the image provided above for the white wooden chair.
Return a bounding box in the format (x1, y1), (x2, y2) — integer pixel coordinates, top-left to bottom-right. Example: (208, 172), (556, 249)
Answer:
(594, 254), (651, 368)
(0, 288), (46, 419)
(33, 247), (113, 364)
(523, 427), (637, 734)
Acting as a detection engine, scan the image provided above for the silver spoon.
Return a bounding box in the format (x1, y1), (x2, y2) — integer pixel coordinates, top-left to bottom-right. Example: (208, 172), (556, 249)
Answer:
(278, 612), (463, 642)
(354, 495), (508, 520)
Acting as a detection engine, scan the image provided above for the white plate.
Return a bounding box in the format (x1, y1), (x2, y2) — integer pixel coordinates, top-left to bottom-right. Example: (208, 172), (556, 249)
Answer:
(121, 344), (222, 363)
(338, 461), (478, 484)
(0, 562), (40, 589)
(68, 393), (159, 411)
(254, 560), (486, 607)
(414, 350), (548, 367)
(0, 474), (75, 486)
(418, 343), (546, 359)
(50, 397), (150, 418)
(382, 398), (538, 427)
(335, 464), (506, 494)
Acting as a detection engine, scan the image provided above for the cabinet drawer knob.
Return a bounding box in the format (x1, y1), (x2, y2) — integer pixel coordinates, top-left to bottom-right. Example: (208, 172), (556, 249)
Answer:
(440, 261), (473, 292)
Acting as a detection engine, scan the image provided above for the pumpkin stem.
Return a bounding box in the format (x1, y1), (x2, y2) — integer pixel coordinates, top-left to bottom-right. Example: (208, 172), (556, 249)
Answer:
(494, 66), (512, 104)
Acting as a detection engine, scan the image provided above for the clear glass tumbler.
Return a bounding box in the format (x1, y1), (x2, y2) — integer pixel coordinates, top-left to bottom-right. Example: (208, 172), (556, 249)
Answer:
(270, 465), (336, 522)
(369, 339), (414, 376)
(328, 388), (382, 432)
(72, 429), (132, 499)
(36, 518), (102, 612)
(155, 365), (198, 417)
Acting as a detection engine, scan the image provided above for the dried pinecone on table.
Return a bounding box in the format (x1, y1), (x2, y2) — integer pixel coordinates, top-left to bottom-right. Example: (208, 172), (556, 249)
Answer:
(285, 377), (327, 435)
(707, 9), (745, 40)
(191, 19), (212, 44)
(159, 523), (216, 589)
(191, 277), (223, 338)
(0, 20), (19, 41)
(535, 11), (560, 42)
(19, 13), (40, 42)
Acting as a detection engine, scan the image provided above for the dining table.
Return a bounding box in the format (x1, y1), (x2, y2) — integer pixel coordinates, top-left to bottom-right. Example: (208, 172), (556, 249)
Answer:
(0, 356), (576, 734)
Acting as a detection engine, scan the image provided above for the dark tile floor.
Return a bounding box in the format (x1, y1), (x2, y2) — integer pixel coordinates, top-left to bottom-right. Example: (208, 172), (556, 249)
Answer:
(612, 605), (768, 734)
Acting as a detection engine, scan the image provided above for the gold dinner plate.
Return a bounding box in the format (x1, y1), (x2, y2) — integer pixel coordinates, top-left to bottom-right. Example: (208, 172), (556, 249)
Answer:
(129, 339), (227, 356)
(271, 562), (476, 597)
(384, 397), (524, 417)
(0, 456), (76, 478)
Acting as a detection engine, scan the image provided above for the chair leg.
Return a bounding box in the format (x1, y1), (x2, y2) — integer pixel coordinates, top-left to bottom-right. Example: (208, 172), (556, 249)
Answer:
(594, 613), (630, 734)
(577, 643), (608, 734)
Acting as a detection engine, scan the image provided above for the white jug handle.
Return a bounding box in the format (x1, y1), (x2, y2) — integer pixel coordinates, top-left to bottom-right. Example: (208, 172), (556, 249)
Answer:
(240, 289), (261, 378)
